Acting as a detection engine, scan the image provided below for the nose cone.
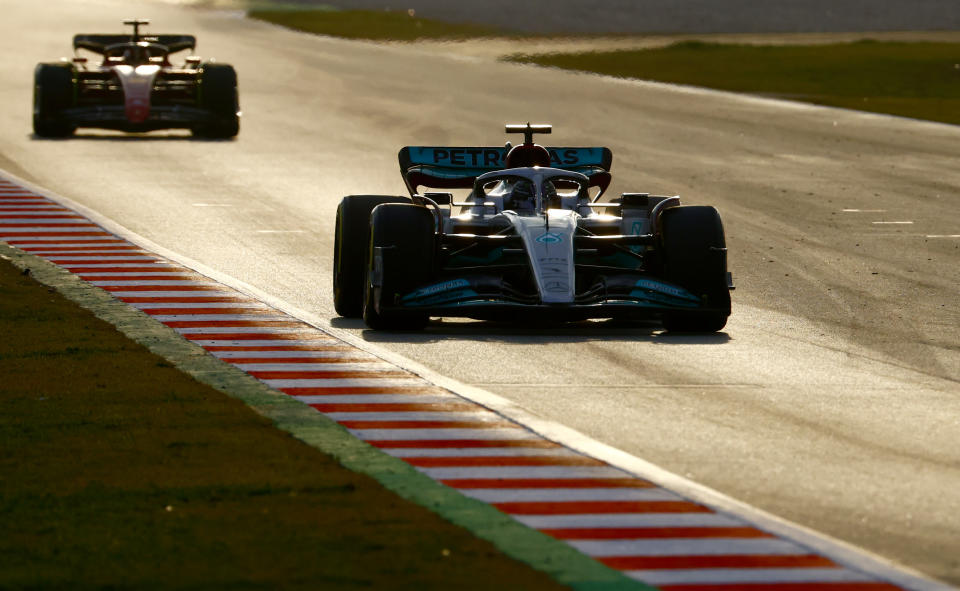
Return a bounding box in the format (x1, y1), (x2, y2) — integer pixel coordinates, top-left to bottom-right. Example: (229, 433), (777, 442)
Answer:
(115, 64), (160, 125)
(125, 98), (149, 123)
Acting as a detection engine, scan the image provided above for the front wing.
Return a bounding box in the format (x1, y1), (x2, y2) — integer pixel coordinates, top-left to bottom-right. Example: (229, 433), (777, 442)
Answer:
(58, 104), (215, 132)
(382, 274), (721, 323)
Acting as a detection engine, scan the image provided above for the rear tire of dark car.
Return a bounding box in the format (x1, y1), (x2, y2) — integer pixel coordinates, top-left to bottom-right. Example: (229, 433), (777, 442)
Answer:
(363, 203), (435, 330)
(193, 64), (239, 139)
(333, 195), (412, 318)
(33, 63), (75, 138)
(658, 205), (730, 333)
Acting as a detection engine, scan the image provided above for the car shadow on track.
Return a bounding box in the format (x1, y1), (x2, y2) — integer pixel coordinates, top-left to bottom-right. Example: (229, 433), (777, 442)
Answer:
(330, 317), (731, 346)
(29, 133), (233, 142)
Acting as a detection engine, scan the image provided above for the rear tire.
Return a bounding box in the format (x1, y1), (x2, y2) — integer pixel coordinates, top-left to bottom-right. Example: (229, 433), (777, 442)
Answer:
(33, 63), (75, 138)
(658, 205), (730, 333)
(333, 195), (411, 318)
(193, 64), (239, 138)
(363, 203), (435, 330)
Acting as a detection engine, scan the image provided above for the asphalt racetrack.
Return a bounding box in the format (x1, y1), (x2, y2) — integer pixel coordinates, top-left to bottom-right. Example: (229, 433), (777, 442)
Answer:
(3, 0), (959, 585)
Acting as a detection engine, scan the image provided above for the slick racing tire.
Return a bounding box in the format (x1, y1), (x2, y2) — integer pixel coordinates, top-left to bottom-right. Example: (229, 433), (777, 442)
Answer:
(658, 205), (730, 333)
(363, 203), (435, 331)
(333, 195), (411, 318)
(33, 63), (76, 138)
(193, 64), (239, 138)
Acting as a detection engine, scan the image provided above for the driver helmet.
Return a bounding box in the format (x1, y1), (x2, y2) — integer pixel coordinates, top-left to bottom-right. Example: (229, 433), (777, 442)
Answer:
(543, 180), (559, 209)
(123, 47), (140, 63)
(506, 179), (536, 211)
(123, 45), (151, 64)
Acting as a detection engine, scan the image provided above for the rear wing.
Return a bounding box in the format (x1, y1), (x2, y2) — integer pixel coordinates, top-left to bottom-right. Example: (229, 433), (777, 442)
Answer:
(399, 146), (612, 194)
(73, 34), (197, 54)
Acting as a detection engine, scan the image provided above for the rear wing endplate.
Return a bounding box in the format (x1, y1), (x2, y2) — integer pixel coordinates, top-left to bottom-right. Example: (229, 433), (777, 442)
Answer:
(399, 146), (612, 194)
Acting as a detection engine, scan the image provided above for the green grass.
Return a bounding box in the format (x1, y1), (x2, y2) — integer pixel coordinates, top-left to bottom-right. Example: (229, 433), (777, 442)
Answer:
(0, 258), (571, 590)
(249, 8), (505, 41)
(507, 40), (960, 126)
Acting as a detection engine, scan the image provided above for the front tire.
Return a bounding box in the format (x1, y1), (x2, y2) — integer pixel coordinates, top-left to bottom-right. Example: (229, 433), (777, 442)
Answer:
(333, 195), (411, 318)
(33, 63), (75, 138)
(658, 205), (730, 333)
(362, 203), (435, 330)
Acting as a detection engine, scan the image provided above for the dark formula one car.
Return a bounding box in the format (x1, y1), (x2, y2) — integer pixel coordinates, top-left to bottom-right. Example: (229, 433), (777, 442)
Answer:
(33, 19), (239, 138)
(333, 124), (733, 332)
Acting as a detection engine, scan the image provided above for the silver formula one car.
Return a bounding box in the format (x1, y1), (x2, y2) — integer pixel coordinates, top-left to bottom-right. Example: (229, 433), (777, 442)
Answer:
(33, 19), (239, 138)
(333, 124), (733, 332)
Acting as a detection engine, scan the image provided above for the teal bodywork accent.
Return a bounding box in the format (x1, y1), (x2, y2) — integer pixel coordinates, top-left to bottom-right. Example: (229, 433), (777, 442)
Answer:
(629, 278), (701, 307)
(400, 279), (479, 307)
(583, 251), (644, 269)
(403, 288), (480, 307)
(447, 247), (507, 266)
